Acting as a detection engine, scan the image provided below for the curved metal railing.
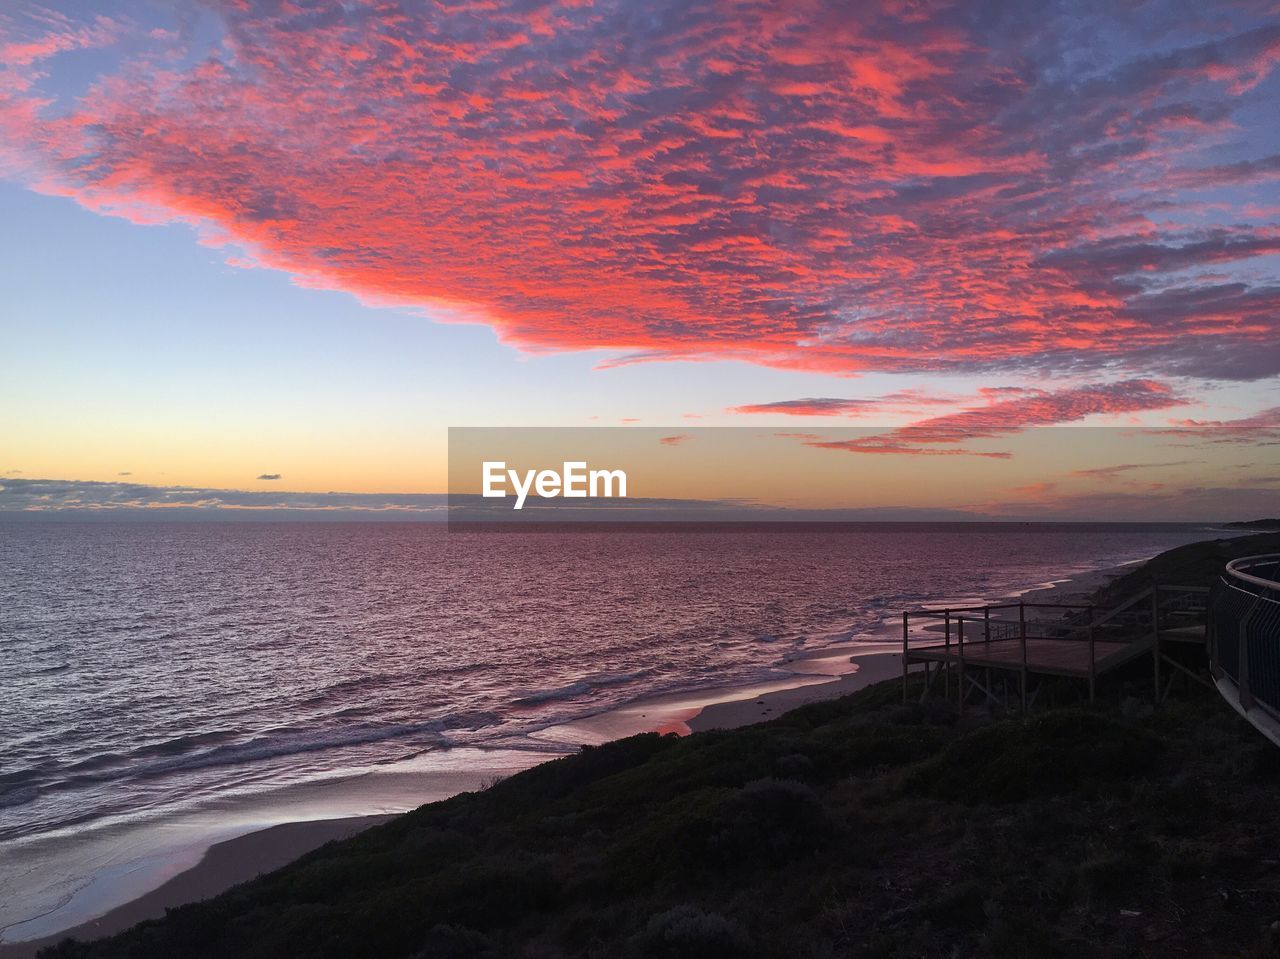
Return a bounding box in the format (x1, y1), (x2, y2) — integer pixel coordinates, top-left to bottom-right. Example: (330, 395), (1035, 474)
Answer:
(1225, 555), (1280, 591)
(1209, 554), (1280, 744)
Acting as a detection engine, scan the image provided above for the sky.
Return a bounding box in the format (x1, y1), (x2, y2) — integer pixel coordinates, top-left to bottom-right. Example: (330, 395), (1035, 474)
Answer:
(1, 0), (1278, 516)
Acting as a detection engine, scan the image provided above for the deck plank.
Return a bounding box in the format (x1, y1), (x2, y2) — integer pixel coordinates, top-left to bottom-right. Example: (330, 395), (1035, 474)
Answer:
(907, 637), (1135, 678)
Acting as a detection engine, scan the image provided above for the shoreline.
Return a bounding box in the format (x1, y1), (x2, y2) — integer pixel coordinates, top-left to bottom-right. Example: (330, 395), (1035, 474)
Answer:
(0, 556), (1135, 955)
(0, 817), (392, 959)
(0, 752), (561, 952)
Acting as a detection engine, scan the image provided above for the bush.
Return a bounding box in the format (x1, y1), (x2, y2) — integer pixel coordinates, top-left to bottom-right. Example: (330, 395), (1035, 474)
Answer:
(633, 905), (752, 958)
(709, 778), (831, 866)
(410, 924), (497, 959)
(905, 711), (1162, 803)
(425, 858), (560, 928)
(773, 752), (814, 779)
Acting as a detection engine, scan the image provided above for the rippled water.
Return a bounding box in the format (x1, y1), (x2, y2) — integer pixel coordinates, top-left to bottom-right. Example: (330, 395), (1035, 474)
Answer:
(0, 521), (1215, 848)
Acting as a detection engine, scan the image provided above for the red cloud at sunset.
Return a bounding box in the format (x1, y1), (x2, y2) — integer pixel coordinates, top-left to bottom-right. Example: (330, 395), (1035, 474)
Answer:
(1146, 406), (1280, 445)
(789, 379), (1187, 455)
(729, 390), (954, 417)
(1071, 461), (1199, 482)
(1, 1), (1278, 388)
(892, 380), (1185, 441)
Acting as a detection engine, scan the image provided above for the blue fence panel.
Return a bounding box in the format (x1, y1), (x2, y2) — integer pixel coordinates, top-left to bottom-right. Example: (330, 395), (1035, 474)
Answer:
(1210, 580), (1253, 683)
(1211, 556), (1280, 717)
(1246, 596), (1280, 711)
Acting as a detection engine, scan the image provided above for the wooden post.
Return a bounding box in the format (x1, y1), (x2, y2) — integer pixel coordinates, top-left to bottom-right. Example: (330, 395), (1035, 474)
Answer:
(1087, 619), (1096, 706)
(902, 611), (909, 703)
(1151, 586), (1160, 703)
(958, 616), (966, 709)
(1019, 602), (1028, 713)
(944, 611), (952, 702)
(984, 605), (992, 712)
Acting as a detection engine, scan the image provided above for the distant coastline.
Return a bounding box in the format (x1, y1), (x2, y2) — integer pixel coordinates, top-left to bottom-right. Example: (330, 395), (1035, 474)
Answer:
(1224, 518), (1280, 531)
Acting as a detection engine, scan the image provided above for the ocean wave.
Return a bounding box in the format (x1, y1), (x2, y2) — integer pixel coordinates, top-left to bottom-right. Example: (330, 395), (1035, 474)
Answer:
(0, 786), (41, 810)
(512, 669), (654, 707)
(131, 729), (243, 758)
(18, 720), (459, 796)
(27, 663), (71, 676)
(298, 673), (400, 706)
(122, 721), (454, 780)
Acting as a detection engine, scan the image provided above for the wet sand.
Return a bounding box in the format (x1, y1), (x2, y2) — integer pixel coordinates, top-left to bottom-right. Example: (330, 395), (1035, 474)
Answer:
(689, 650), (906, 731)
(0, 755), (558, 954)
(0, 817), (389, 959)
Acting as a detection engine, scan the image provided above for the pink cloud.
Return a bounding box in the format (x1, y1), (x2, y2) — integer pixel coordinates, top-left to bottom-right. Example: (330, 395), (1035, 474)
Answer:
(728, 389), (955, 417)
(1147, 406), (1280, 446)
(1070, 460), (1199, 481)
(0, 2), (1277, 385)
(783, 379), (1188, 456)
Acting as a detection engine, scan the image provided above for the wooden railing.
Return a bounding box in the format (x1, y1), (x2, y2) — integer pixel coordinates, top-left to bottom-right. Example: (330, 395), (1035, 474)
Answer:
(902, 583), (1210, 708)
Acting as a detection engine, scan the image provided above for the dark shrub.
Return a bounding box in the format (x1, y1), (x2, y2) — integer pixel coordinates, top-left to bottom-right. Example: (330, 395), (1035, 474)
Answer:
(709, 777), (831, 865)
(427, 858), (559, 927)
(410, 924), (497, 959)
(633, 905), (752, 958)
(774, 752), (814, 778)
(1077, 852), (1147, 902)
(802, 723), (946, 780)
(906, 711), (1162, 803)
(495, 733), (679, 805)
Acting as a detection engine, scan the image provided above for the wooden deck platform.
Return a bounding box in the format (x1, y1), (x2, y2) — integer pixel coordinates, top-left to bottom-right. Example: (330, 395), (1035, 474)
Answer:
(908, 636), (1146, 679)
(900, 585), (1211, 707)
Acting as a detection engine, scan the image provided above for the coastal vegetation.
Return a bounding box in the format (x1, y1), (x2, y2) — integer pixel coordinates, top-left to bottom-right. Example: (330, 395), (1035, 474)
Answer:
(44, 534), (1280, 959)
(1095, 530), (1280, 605)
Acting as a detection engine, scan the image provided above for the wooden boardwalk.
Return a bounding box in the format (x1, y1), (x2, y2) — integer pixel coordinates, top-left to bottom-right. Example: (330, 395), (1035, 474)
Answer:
(909, 636), (1143, 679)
(900, 585), (1210, 708)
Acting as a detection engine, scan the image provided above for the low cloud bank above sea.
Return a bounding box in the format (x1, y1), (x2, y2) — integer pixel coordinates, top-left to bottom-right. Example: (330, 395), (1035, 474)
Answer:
(0, 478), (451, 516)
(0, 477), (993, 522)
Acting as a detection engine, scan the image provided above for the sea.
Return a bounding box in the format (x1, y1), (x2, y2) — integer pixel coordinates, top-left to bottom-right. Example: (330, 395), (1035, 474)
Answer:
(0, 520), (1225, 940)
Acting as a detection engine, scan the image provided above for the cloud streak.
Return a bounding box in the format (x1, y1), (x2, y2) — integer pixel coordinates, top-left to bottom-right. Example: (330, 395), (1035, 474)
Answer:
(729, 390), (954, 417)
(773, 379), (1187, 456)
(1070, 460), (1199, 482)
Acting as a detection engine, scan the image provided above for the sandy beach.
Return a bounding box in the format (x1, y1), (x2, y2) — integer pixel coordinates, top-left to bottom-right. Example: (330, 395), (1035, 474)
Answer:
(0, 818), (391, 959)
(0, 560), (1130, 956)
(0, 752), (558, 955)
